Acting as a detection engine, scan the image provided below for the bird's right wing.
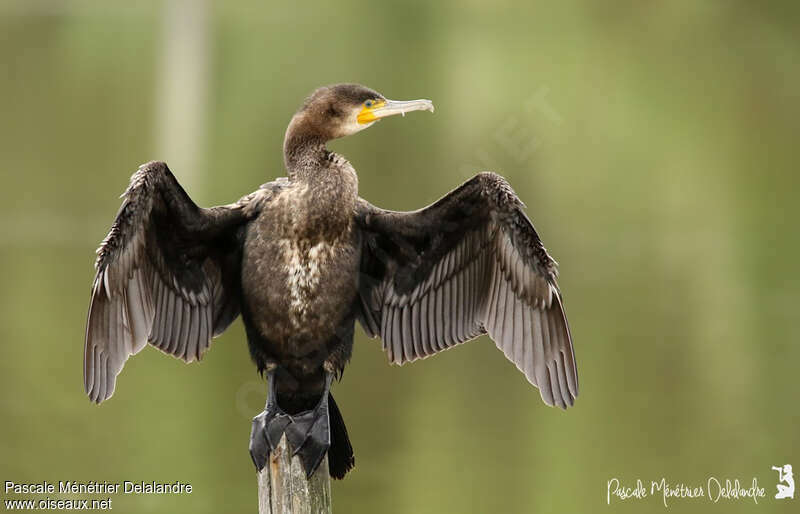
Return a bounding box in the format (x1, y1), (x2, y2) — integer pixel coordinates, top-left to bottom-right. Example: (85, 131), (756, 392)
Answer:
(84, 161), (281, 403)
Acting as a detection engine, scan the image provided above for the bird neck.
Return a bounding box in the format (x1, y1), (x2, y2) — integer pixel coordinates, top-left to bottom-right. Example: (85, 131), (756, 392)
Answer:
(283, 113), (330, 181)
(281, 113), (358, 238)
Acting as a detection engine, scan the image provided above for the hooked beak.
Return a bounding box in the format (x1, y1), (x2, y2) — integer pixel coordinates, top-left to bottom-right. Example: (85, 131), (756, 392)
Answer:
(357, 98), (435, 124)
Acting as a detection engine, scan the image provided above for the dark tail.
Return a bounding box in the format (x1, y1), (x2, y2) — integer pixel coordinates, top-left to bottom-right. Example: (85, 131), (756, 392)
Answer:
(328, 393), (354, 479)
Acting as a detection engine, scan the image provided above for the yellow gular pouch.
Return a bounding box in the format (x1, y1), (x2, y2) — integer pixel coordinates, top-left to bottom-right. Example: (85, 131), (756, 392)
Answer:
(357, 100), (386, 124)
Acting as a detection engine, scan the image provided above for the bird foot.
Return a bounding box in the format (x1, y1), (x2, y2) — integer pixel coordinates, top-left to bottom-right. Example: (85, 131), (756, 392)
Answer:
(285, 392), (331, 478)
(249, 400), (291, 470)
(248, 372), (332, 479)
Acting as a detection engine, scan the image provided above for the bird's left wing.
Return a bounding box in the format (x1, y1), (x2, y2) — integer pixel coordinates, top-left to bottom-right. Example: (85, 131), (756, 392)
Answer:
(355, 172), (578, 408)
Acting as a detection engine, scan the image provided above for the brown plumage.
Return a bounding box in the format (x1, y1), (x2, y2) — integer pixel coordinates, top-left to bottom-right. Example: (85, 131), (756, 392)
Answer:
(84, 83), (578, 480)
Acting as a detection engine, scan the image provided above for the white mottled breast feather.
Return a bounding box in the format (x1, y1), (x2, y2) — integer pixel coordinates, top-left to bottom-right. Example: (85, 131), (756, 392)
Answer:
(282, 239), (336, 328)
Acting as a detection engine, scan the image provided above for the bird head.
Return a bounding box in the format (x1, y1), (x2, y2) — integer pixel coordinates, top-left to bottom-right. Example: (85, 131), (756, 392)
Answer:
(292, 83), (435, 141)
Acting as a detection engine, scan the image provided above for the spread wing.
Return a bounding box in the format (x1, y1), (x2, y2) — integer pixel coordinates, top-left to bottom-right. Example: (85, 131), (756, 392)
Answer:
(84, 161), (279, 403)
(355, 172), (578, 408)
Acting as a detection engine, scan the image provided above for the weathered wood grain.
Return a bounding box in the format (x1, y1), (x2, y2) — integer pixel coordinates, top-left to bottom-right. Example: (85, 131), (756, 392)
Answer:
(257, 436), (332, 514)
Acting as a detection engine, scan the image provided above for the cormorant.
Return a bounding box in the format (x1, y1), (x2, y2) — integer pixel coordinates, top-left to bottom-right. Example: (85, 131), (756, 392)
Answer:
(84, 84), (578, 480)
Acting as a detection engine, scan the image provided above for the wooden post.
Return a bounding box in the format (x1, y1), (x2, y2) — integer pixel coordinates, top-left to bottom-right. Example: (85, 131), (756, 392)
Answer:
(257, 436), (332, 514)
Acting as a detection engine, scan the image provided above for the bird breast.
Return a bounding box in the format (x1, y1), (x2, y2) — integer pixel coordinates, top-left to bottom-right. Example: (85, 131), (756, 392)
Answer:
(282, 239), (335, 328)
(241, 180), (360, 349)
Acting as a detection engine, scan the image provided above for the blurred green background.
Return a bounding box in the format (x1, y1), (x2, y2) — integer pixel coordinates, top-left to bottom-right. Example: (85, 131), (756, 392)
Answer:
(1, 1), (798, 512)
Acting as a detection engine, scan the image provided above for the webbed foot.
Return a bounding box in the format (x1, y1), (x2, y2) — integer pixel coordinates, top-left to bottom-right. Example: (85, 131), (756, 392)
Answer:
(248, 371), (333, 479)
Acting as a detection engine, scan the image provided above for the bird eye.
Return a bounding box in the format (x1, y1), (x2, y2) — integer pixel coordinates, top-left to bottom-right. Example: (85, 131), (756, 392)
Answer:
(365, 100), (373, 108)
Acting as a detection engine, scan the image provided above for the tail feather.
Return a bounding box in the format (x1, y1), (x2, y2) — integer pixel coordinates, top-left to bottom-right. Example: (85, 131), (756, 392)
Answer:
(328, 393), (354, 479)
